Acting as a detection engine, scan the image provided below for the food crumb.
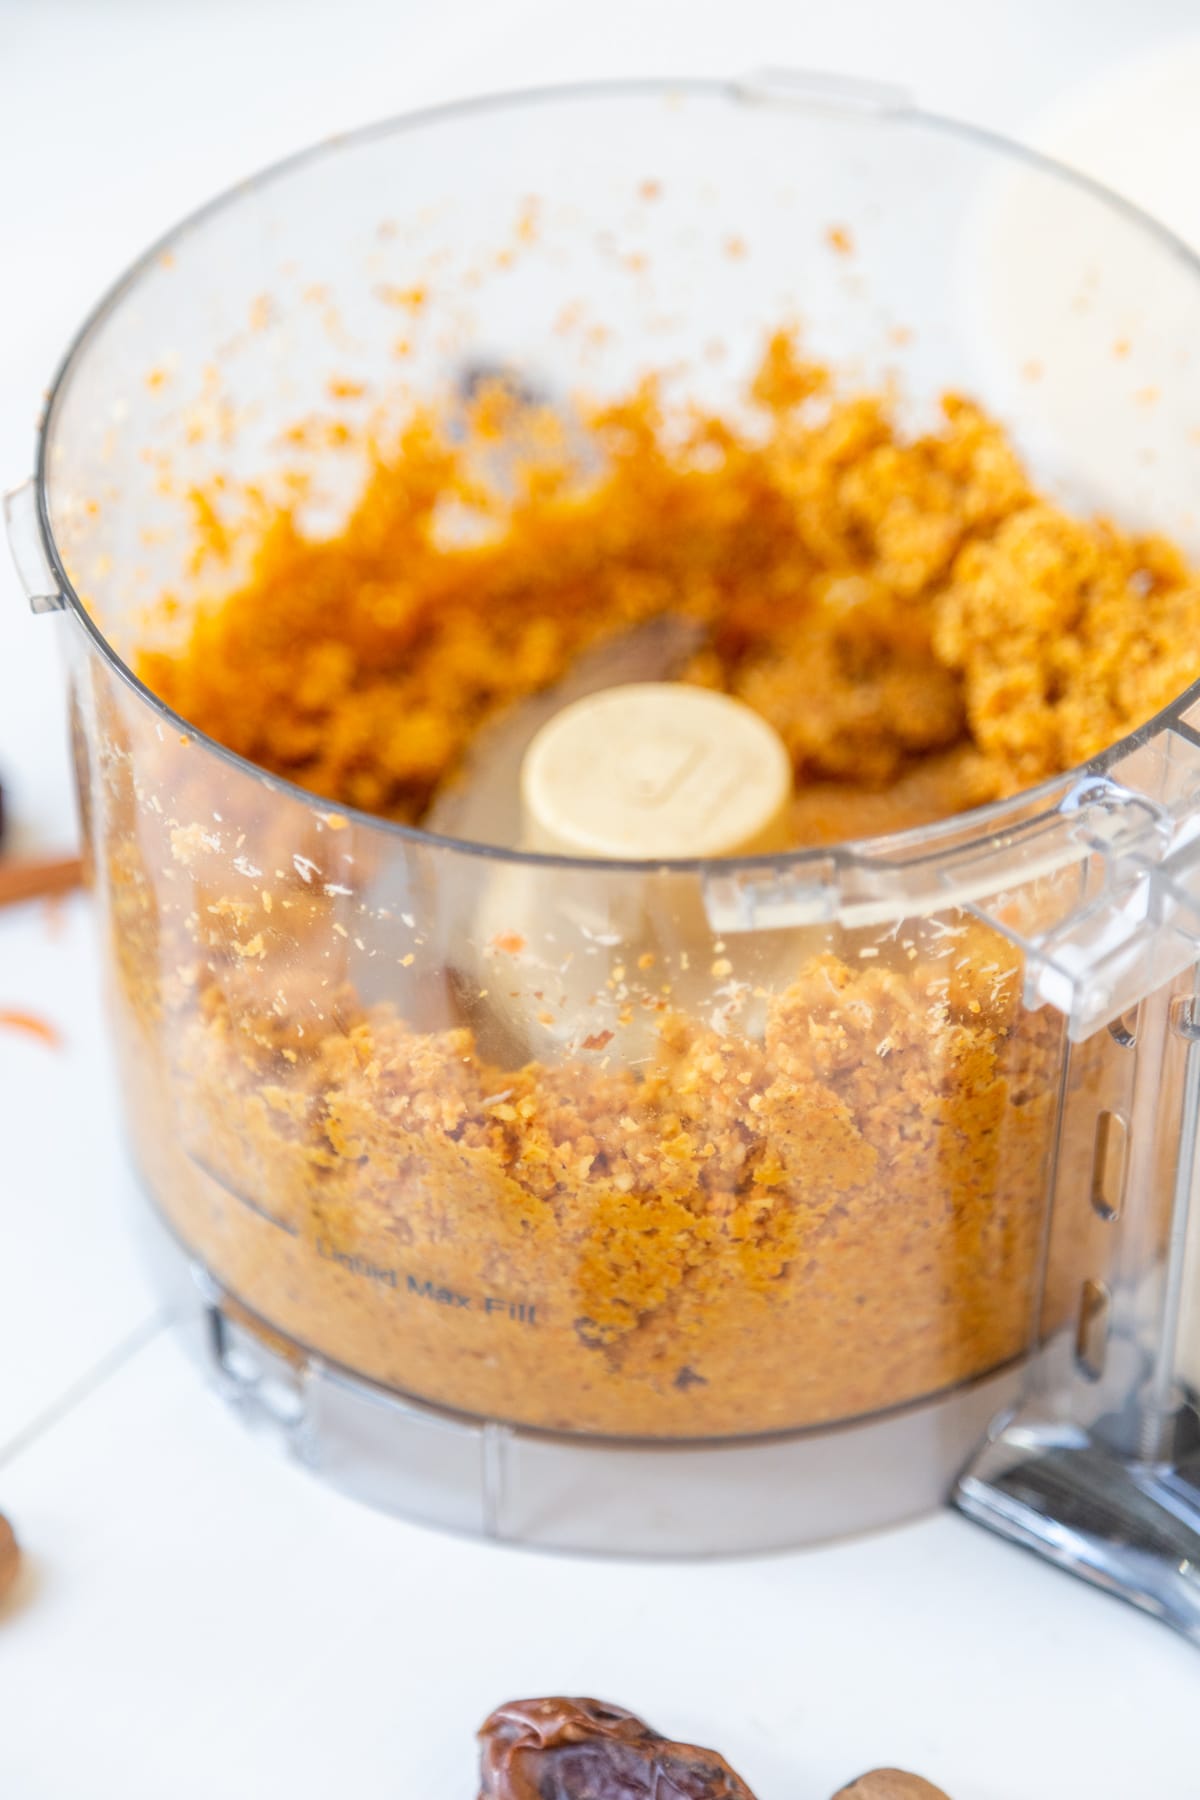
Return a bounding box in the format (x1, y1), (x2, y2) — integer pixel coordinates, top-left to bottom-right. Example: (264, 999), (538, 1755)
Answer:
(0, 1010), (62, 1050)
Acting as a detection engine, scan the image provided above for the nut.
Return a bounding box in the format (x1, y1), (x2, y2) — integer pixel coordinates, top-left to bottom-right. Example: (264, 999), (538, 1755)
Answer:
(832, 1772), (952, 1800)
(0, 1512), (20, 1604)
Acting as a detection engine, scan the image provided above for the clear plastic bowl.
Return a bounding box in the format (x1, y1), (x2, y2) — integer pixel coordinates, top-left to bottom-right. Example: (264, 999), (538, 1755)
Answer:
(10, 74), (1200, 1558)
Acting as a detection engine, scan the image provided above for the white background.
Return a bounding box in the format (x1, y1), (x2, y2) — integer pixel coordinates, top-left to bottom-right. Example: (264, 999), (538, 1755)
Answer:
(3, 2), (1200, 1795)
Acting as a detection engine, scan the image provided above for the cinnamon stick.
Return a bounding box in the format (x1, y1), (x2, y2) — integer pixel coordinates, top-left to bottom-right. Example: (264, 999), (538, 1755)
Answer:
(0, 854), (85, 909)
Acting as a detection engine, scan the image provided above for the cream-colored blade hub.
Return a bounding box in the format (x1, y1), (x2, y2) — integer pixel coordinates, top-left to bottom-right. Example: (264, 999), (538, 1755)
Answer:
(521, 683), (792, 861)
(426, 617), (704, 848)
(467, 683), (794, 1066)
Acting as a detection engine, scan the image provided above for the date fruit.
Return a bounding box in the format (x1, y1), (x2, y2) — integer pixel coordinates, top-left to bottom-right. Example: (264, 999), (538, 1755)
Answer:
(477, 1697), (955, 1800)
(477, 1697), (756, 1800)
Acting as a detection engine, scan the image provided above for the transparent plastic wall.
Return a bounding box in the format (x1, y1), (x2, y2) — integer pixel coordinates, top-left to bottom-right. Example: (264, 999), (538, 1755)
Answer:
(13, 77), (1200, 1556)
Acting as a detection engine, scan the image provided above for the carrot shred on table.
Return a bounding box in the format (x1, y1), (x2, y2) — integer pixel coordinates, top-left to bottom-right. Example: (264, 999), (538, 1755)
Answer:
(0, 1009), (63, 1050)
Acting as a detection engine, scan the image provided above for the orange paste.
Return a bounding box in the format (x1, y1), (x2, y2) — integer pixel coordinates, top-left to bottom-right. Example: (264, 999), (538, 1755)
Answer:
(97, 335), (1191, 1437)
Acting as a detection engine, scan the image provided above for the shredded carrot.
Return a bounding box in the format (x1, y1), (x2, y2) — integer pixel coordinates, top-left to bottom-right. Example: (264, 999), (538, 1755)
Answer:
(0, 1010), (62, 1050)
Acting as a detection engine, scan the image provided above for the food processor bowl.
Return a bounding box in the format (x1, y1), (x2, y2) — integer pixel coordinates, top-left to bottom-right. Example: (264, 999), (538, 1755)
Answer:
(7, 75), (1200, 1596)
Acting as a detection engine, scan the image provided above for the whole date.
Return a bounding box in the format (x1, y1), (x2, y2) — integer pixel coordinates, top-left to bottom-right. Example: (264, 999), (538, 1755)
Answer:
(476, 1697), (951, 1800)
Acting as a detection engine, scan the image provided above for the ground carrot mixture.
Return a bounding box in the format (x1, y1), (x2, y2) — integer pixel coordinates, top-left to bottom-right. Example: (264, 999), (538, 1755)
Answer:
(141, 332), (1200, 842)
(97, 334), (1192, 1436)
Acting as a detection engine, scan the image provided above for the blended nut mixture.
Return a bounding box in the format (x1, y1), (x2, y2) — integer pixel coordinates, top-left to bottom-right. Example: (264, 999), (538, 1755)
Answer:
(96, 333), (1196, 1436)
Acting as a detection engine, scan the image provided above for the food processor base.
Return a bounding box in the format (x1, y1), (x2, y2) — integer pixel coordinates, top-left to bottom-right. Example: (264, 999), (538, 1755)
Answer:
(142, 1205), (1021, 1556)
(955, 1417), (1200, 1647)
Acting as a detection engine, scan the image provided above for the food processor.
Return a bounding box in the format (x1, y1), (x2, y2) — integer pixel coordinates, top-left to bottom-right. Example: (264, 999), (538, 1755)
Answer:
(6, 74), (1200, 1637)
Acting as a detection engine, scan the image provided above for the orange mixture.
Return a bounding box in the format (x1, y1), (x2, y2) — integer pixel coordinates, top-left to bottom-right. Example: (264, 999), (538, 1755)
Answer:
(96, 336), (1191, 1436)
(141, 333), (1200, 844)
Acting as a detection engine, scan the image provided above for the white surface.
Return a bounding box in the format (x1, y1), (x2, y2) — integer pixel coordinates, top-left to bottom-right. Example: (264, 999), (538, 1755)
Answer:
(1, 1331), (1196, 1800)
(2, 3), (1200, 1795)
